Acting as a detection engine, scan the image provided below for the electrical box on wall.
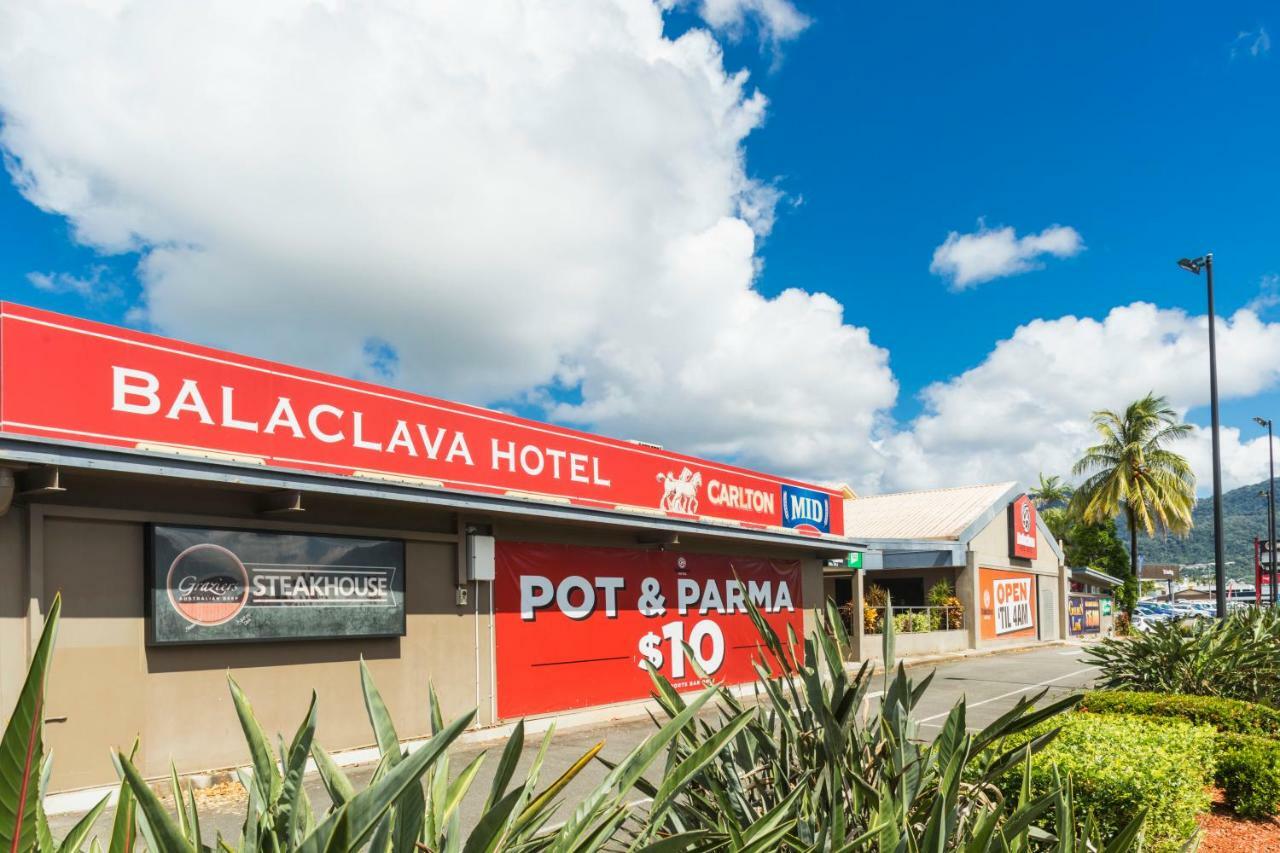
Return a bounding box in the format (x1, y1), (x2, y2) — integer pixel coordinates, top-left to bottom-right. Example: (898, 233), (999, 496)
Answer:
(467, 533), (496, 582)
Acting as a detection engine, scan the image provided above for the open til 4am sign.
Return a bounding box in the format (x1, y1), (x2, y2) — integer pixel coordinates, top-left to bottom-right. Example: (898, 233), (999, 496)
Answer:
(979, 567), (1037, 641)
(493, 541), (804, 718)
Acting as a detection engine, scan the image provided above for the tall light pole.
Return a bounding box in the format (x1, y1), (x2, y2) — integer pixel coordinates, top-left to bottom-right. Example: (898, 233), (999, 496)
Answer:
(1178, 254), (1227, 618)
(1255, 416), (1277, 607)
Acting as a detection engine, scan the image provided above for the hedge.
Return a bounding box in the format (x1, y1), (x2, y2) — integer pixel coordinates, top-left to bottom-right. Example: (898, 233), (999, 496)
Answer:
(1080, 690), (1280, 738)
(1215, 733), (1280, 818)
(1081, 691), (1280, 818)
(1002, 712), (1214, 852)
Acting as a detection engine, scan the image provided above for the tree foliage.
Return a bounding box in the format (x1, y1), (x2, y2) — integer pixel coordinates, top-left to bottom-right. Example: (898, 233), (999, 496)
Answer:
(1063, 520), (1133, 607)
(1069, 393), (1195, 613)
(1071, 393), (1196, 537)
(1029, 474), (1072, 509)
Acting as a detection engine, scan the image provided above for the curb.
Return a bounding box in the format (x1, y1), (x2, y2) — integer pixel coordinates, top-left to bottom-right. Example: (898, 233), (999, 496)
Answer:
(877, 638), (1079, 674)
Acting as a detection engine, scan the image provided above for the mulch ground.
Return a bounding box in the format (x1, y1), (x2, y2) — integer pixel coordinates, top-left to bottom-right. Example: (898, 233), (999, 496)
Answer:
(1198, 788), (1280, 852)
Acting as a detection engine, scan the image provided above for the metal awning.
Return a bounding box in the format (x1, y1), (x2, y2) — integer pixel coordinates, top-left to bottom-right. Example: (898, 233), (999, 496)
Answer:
(1070, 566), (1123, 588)
(0, 435), (861, 555)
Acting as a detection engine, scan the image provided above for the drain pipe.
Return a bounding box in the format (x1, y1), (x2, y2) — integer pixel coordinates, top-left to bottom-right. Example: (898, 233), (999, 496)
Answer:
(0, 469), (14, 517)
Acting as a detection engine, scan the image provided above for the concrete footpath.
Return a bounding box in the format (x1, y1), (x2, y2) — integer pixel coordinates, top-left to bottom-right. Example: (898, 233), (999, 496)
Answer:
(48, 642), (1099, 843)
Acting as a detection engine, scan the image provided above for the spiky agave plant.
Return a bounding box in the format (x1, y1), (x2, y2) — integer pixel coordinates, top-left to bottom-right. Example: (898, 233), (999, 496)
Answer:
(1086, 606), (1280, 704)
(8, 591), (1154, 851)
(621, 597), (1150, 851)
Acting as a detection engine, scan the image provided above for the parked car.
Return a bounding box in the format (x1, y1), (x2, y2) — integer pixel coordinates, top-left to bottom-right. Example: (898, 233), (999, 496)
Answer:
(1135, 602), (1176, 621)
(1129, 615), (1153, 632)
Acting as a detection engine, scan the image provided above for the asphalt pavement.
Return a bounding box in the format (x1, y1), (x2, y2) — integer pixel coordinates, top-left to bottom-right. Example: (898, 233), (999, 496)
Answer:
(48, 642), (1098, 844)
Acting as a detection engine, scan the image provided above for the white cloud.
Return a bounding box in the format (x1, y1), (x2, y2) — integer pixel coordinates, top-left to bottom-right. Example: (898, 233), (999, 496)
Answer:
(680, 0), (811, 47)
(877, 303), (1280, 496)
(930, 222), (1084, 290)
(25, 266), (120, 302)
(1247, 274), (1280, 314)
(0, 0), (889, 482)
(1232, 26), (1271, 59)
(5, 1), (1278, 502)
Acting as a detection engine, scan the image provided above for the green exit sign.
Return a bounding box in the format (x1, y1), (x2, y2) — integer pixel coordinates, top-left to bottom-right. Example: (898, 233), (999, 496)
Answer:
(845, 552), (863, 570)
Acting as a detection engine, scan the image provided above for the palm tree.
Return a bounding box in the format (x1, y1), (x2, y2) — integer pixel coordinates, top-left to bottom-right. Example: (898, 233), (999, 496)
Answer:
(1071, 393), (1196, 614)
(1029, 473), (1072, 508)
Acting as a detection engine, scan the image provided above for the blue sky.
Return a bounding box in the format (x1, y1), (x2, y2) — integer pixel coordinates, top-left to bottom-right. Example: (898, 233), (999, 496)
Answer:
(736, 0), (1280, 420)
(0, 0), (1277, 493)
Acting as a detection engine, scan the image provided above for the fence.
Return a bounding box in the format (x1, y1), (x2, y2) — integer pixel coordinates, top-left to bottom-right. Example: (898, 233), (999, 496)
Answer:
(862, 604), (964, 635)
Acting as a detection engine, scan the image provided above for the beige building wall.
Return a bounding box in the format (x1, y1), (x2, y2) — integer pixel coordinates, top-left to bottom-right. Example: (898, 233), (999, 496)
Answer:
(0, 508), (27, 716)
(34, 510), (473, 792)
(967, 511), (1066, 645)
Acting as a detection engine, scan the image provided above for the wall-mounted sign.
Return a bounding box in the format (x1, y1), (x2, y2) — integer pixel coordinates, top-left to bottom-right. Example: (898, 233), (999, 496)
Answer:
(845, 551), (863, 570)
(979, 568), (1037, 640)
(1069, 595), (1101, 636)
(148, 524), (405, 645)
(1008, 494), (1038, 560)
(0, 303), (844, 540)
(493, 541), (803, 718)
(781, 484), (832, 534)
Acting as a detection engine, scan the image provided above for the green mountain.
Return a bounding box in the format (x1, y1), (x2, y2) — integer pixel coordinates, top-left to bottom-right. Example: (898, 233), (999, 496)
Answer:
(1116, 478), (1276, 582)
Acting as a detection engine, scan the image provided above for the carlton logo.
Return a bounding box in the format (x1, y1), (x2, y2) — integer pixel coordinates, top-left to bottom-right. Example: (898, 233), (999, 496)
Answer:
(166, 543), (250, 626)
(657, 468), (783, 522)
(781, 484), (831, 534)
(657, 468), (702, 514)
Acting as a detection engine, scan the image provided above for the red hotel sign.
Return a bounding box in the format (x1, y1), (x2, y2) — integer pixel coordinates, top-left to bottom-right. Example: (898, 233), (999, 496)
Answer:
(0, 304), (843, 537)
(493, 541), (803, 717)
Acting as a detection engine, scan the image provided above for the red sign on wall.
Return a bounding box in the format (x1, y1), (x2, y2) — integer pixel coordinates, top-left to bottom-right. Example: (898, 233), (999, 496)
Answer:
(0, 303), (843, 538)
(979, 567), (1037, 641)
(1008, 494), (1038, 560)
(493, 541), (804, 718)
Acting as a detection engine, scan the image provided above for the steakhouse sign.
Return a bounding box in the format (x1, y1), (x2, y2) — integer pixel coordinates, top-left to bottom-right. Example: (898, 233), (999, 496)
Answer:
(0, 304), (842, 537)
(493, 541), (803, 717)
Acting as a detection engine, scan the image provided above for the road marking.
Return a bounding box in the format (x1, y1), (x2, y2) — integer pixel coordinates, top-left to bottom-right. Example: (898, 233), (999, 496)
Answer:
(916, 666), (1097, 723)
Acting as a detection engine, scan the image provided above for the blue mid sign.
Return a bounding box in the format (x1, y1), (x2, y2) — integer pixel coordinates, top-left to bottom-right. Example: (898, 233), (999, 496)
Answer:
(781, 484), (831, 534)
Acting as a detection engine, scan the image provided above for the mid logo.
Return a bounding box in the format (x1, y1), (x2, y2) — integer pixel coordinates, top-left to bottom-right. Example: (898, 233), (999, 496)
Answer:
(781, 484), (831, 534)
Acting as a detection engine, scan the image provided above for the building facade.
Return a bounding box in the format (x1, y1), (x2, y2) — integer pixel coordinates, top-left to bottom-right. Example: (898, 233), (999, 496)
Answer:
(0, 303), (852, 793)
(829, 483), (1070, 659)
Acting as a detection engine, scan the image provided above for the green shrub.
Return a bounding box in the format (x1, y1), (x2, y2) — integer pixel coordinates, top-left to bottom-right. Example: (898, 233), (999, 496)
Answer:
(1081, 690), (1280, 737)
(893, 610), (932, 633)
(926, 578), (964, 629)
(1215, 732), (1280, 818)
(926, 578), (954, 605)
(1082, 691), (1280, 819)
(1002, 712), (1214, 852)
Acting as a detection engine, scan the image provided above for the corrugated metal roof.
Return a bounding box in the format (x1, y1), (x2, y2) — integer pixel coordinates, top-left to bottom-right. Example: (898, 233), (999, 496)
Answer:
(842, 482), (1017, 541)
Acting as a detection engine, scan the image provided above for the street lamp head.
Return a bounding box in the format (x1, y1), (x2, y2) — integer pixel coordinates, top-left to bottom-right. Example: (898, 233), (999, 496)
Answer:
(1256, 416), (1272, 429)
(1177, 257), (1204, 275)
